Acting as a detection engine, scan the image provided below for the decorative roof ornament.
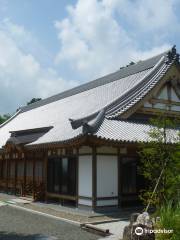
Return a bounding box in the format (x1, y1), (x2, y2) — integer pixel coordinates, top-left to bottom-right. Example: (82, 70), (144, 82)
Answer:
(69, 109), (105, 134)
(175, 53), (180, 63)
(166, 45), (179, 64)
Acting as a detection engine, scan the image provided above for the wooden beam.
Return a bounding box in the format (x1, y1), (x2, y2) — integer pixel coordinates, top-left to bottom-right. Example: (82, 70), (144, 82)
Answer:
(23, 153), (27, 196)
(75, 148), (79, 208)
(46, 192), (76, 201)
(14, 156), (17, 195)
(117, 148), (122, 208)
(92, 147), (97, 211)
(44, 151), (48, 202)
(137, 107), (180, 117)
(6, 158), (8, 193)
(32, 153), (36, 200)
(149, 98), (180, 106)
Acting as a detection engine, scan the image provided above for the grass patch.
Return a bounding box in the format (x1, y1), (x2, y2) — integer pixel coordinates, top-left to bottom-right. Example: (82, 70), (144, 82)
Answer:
(155, 202), (180, 240)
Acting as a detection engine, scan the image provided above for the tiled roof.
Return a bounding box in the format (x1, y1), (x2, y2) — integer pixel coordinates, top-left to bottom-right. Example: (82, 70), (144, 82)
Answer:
(0, 46), (179, 147)
(21, 51), (166, 113)
(95, 119), (179, 143)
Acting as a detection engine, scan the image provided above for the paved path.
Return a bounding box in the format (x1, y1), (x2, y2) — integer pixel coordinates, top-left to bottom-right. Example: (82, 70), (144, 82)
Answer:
(0, 205), (98, 240)
(97, 221), (128, 240)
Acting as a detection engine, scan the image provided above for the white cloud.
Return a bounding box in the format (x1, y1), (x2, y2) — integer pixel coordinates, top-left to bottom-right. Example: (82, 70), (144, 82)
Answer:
(115, 0), (179, 32)
(1, 0), (180, 114)
(55, 0), (178, 80)
(0, 18), (54, 65)
(0, 19), (77, 114)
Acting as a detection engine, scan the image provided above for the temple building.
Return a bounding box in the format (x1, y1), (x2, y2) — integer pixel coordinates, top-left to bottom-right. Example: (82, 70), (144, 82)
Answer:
(0, 46), (179, 210)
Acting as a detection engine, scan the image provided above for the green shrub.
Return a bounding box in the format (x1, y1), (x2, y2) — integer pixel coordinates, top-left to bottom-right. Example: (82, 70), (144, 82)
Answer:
(155, 202), (180, 240)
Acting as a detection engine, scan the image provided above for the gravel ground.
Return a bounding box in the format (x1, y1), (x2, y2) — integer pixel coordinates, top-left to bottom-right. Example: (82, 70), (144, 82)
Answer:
(0, 205), (99, 240)
(0, 193), (120, 223)
(20, 203), (118, 223)
(96, 221), (129, 240)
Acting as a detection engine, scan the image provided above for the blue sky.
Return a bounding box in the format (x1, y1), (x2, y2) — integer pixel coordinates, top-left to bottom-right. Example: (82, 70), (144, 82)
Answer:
(0, 0), (180, 114)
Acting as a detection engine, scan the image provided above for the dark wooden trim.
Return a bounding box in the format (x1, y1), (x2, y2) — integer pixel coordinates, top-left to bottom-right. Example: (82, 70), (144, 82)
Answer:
(92, 147), (97, 211)
(138, 107), (180, 117)
(96, 153), (118, 156)
(117, 148), (122, 207)
(46, 192), (76, 201)
(6, 158), (8, 193)
(48, 153), (78, 159)
(44, 151), (48, 202)
(149, 98), (180, 106)
(97, 196), (118, 200)
(32, 153), (36, 200)
(120, 66), (177, 118)
(23, 153), (27, 196)
(14, 157), (17, 194)
(78, 196), (92, 200)
(78, 153), (93, 156)
(96, 205), (118, 208)
(75, 148), (79, 208)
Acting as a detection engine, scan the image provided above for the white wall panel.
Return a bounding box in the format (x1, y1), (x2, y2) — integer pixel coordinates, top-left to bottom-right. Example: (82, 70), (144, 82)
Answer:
(97, 199), (118, 206)
(158, 86), (168, 99)
(78, 155), (92, 197)
(171, 105), (180, 111)
(78, 198), (92, 206)
(171, 88), (179, 102)
(97, 155), (118, 198)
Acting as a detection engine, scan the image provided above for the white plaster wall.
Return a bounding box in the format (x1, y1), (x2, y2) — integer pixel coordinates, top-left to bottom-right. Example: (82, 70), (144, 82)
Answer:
(78, 155), (92, 197)
(158, 86), (168, 99)
(97, 155), (118, 198)
(78, 199), (92, 206)
(97, 199), (118, 207)
(154, 103), (166, 109)
(171, 88), (179, 102)
(171, 105), (180, 111)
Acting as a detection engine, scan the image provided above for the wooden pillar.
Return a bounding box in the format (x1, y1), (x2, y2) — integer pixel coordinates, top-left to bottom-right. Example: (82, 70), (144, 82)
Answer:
(118, 148), (123, 208)
(32, 152), (36, 200)
(9, 156), (11, 192)
(75, 148), (79, 208)
(6, 157), (9, 193)
(14, 156), (17, 195)
(23, 153), (27, 196)
(1, 156), (5, 191)
(92, 147), (97, 211)
(0, 159), (2, 180)
(44, 151), (48, 202)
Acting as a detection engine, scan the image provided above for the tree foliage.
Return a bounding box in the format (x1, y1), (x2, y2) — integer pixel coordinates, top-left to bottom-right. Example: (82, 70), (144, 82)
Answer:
(0, 114), (11, 125)
(139, 115), (180, 208)
(1, 98), (41, 124)
(27, 98), (42, 105)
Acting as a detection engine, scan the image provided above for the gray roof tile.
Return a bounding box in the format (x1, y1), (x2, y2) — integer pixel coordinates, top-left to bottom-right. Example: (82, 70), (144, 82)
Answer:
(0, 47), (178, 147)
(95, 119), (179, 143)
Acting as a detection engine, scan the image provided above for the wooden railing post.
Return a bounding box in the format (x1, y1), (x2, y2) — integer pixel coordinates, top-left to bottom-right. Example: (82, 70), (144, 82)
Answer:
(23, 152), (27, 196)
(14, 156), (17, 195)
(117, 148), (122, 208)
(32, 152), (36, 200)
(6, 157), (9, 193)
(92, 146), (97, 211)
(75, 148), (79, 208)
(44, 151), (48, 202)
